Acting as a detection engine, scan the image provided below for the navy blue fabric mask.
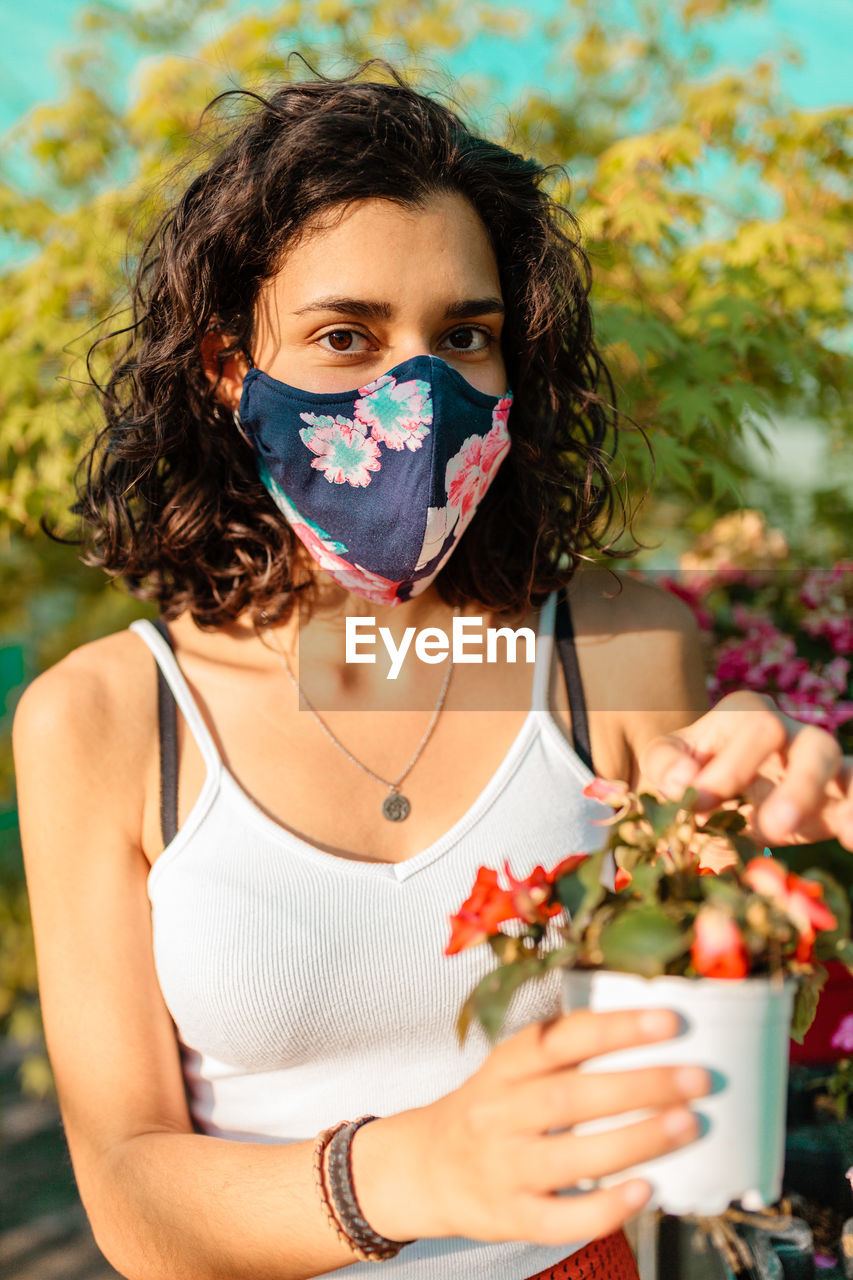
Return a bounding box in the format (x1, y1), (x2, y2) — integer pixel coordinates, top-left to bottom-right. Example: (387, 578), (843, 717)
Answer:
(237, 355), (513, 606)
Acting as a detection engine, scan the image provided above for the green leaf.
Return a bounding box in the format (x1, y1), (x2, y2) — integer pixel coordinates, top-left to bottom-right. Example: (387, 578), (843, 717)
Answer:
(701, 875), (744, 911)
(833, 937), (853, 976)
(803, 869), (851, 942)
(599, 905), (688, 978)
(554, 867), (588, 917)
(487, 933), (528, 964)
(790, 966), (827, 1044)
(456, 997), (475, 1047)
(731, 834), (762, 864)
(702, 809), (747, 835)
(457, 958), (548, 1044)
(543, 944), (579, 970)
(638, 794), (681, 840)
(571, 847), (607, 923)
(625, 860), (665, 899)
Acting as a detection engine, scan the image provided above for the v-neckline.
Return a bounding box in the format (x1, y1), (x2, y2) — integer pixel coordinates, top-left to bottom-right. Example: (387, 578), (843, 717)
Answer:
(140, 591), (578, 888)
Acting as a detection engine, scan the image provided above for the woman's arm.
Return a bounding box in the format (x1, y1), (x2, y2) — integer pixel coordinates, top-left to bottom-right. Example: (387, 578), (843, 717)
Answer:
(567, 570), (853, 851)
(641, 691), (853, 849)
(14, 636), (708, 1280)
(13, 643), (382, 1280)
(564, 570), (711, 788)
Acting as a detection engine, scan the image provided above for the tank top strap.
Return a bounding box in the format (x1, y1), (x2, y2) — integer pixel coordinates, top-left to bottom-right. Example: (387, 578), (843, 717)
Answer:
(531, 588), (595, 775)
(554, 590), (594, 775)
(129, 619), (222, 777)
(531, 590), (558, 711)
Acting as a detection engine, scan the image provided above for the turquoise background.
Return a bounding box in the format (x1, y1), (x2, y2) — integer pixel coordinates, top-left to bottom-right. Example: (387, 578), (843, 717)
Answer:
(1, 0), (850, 145)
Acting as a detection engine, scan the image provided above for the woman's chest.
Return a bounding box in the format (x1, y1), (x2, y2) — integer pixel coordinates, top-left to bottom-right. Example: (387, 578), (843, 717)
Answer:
(142, 701), (627, 870)
(148, 729), (607, 1073)
(140, 666), (632, 870)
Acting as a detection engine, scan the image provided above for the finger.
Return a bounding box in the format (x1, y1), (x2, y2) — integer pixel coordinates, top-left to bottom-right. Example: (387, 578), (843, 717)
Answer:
(754, 725), (843, 843)
(509, 1063), (711, 1133)
(487, 1008), (682, 1085)
(518, 1178), (652, 1247)
(836, 768), (853, 850)
(680, 696), (791, 810)
(641, 692), (797, 805)
(638, 692), (781, 798)
(639, 734), (708, 801)
(519, 1106), (700, 1193)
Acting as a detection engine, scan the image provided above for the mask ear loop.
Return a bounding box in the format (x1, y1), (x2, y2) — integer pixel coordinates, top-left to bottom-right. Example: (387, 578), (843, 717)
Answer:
(232, 348), (256, 447)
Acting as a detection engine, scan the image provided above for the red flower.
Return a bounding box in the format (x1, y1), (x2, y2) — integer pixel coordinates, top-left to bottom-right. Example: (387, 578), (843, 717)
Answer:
(549, 853), (590, 881)
(614, 866), (633, 892)
(691, 906), (750, 979)
(502, 861), (564, 926)
(743, 857), (837, 963)
(445, 867), (517, 955)
(582, 777), (634, 822)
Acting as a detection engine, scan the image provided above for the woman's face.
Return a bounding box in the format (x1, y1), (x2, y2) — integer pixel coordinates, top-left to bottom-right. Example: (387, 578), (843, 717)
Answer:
(249, 190), (507, 398)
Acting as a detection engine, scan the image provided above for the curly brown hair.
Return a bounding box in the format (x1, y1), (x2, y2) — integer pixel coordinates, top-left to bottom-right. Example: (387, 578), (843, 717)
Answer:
(74, 58), (641, 627)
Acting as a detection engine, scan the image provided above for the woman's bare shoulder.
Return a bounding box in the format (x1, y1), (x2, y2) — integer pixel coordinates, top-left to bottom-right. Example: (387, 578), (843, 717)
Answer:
(567, 565), (701, 637)
(13, 625), (157, 781)
(566, 568), (710, 780)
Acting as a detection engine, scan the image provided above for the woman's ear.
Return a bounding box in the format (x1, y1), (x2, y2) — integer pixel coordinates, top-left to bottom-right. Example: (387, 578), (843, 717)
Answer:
(200, 330), (252, 411)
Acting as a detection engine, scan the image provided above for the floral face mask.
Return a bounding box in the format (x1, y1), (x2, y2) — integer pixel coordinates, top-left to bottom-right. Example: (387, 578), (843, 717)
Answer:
(236, 355), (513, 606)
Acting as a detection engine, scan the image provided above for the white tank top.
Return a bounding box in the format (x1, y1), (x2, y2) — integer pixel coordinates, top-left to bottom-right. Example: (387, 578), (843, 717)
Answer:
(129, 591), (610, 1278)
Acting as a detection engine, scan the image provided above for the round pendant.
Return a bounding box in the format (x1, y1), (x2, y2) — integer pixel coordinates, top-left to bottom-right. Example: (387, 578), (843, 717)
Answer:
(382, 791), (411, 822)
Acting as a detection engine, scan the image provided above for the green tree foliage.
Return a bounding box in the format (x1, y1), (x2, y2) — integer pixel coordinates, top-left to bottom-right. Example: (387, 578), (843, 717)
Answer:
(0, 0), (850, 542)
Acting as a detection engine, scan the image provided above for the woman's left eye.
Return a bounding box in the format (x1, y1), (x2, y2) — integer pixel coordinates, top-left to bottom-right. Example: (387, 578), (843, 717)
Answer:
(441, 327), (492, 352)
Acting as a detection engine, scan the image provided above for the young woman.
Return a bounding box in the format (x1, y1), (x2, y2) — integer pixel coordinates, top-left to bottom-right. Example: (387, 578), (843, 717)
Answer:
(14, 65), (853, 1280)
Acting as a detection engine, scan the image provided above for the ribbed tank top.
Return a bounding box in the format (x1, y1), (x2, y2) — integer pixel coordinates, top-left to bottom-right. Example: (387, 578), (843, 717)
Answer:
(129, 591), (612, 1278)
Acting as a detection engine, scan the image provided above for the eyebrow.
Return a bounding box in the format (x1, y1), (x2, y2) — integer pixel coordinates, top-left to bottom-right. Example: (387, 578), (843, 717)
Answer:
(293, 296), (506, 320)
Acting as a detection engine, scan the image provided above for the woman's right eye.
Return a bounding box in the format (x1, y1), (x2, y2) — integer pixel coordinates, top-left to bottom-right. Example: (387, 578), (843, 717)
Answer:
(316, 329), (371, 354)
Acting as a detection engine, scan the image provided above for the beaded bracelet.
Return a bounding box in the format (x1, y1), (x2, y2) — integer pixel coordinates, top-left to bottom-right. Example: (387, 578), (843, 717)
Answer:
(312, 1115), (414, 1263)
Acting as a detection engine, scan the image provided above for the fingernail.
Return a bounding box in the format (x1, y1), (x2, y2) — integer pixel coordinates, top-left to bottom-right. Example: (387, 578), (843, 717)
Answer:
(764, 798), (800, 837)
(664, 1107), (698, 1140)
(623, 1179), (653, 1209)
(640, 1009), (679, 1039)
(675, 1066), (711, 1097)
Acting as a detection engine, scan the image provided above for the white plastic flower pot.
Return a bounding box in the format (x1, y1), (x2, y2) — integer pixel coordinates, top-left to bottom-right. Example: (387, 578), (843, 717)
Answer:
(562, 969), (795, 1216)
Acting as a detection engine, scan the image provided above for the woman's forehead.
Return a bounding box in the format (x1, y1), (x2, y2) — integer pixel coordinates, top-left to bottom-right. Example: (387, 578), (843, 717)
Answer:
(268, 192), (502, 307)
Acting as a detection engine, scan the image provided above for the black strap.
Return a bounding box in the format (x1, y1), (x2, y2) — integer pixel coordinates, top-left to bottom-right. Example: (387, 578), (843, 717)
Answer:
(555, 589), (595, 775)
(151, 619), (179, 849)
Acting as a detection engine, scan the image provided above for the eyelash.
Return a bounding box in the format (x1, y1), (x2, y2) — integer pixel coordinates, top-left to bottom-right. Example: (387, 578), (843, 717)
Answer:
(315, 326), (496, 355)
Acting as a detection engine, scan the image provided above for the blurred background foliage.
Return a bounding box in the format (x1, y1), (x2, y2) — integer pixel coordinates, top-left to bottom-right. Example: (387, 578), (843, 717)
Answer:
(0, 0), (851, 1099)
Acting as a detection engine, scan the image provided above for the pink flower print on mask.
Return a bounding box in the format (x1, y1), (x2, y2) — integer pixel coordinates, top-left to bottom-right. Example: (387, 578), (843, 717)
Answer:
(291, 522), (403, 604)
(298, 414), (382, 486)
(325, 563), (404, 606)
(446, 434), (484, 521)
(445, 398), (511, 516)
(481, 399), (512, 479)
(491, 395), (512, 437)
(354, 375), (433, 452)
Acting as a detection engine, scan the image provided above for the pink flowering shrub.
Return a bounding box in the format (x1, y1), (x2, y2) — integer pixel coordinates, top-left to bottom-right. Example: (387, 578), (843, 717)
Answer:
(651, 515), (853, 752)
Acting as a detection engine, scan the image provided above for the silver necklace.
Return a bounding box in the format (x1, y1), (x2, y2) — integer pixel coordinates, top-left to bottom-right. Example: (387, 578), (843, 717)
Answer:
(266, 609), (459, 822)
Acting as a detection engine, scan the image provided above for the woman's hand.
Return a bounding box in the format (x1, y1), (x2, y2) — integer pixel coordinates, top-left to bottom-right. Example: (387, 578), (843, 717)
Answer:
(357, 1009), (709, 1246)
(639, 690), (853, 850)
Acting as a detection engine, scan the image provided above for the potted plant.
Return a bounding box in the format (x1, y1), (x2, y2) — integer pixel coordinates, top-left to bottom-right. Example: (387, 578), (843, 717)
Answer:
(652, 514), (853, 1067)
(446, 778), (853, 1216)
